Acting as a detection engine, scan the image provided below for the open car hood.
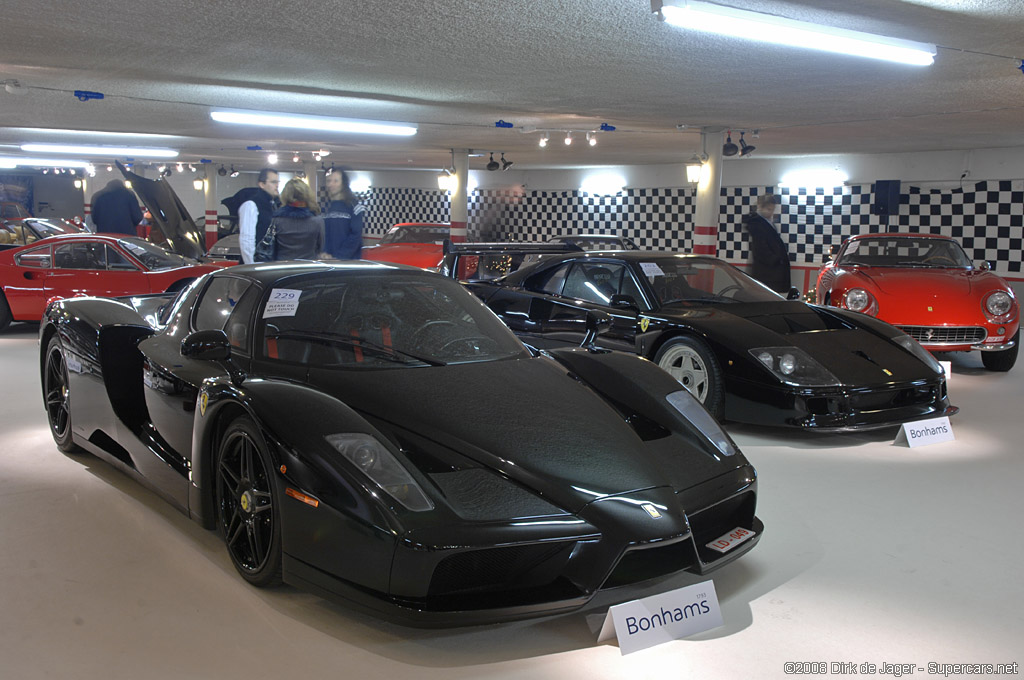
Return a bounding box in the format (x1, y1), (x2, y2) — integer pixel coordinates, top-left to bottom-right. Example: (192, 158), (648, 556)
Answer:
(117, 161), (207, 260)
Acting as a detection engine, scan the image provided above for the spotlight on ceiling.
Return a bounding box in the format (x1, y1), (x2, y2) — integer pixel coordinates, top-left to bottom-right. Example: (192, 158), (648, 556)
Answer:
(486, 153), (500, 171)
(267, 153), (278, 165)
(229, 166), (240, 178)
(292, 153), (300, 163)
(188, 163), (196, 172)
(161, 168), (173, 177)
(501, 153), (513, 171)
(739, 132), (756, 157)
(722, 131), (739, 157)
(176, 162), (184, 172)
(564, 132), (573, 146)
(157, 165), (167, 173)
(539, 134), (549, 148)
(587, 132), (598, 147)
(217, 165), (227, 176)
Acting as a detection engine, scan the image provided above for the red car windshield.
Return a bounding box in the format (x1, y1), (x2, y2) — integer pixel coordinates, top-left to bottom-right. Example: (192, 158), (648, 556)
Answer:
(380, 225), (449, 245)
(838, 237), (972, 268)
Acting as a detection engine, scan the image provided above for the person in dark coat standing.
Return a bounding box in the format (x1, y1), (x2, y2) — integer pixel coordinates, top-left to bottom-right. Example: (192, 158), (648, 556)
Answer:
(90, 179), (143, 235)
(321, 168), (364, 260)
(221, 168), (280, 264)
(743, 193), (791, 293)
(270, 178), (325, 261)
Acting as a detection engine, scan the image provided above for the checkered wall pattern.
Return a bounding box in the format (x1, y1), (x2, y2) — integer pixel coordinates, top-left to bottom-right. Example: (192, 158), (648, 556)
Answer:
(353, 180), (1023, 275)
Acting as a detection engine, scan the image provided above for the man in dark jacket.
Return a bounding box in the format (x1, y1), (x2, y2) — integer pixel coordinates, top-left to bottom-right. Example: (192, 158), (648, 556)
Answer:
(91, 179), (143, 235)
(221, 168), (280, 264)
(743, 193), (791, 293)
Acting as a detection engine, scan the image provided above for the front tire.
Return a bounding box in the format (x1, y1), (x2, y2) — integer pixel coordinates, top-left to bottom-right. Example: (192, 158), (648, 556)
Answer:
(43, 335), (80, 452)
(981, 330), (1019, 372)
(654, 336), (724, 418)
(215, 417), (282, 587)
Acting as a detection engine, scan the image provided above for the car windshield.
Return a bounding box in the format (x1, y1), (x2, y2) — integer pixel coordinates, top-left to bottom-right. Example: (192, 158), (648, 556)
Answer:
(380, 225), (450, 245)
(117, 237), (193, 270)
(258, 272), (528, 367)
(25, 219), (79, 237)
(838, 237), (972, 268)
(642, 257), (782, 306)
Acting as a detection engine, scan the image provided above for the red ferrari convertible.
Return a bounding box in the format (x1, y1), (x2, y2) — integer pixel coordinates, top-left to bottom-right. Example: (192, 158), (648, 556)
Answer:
(0, 234), (226, 332)
(815, 233), (1019, 371)
(361, 222), (450, 269)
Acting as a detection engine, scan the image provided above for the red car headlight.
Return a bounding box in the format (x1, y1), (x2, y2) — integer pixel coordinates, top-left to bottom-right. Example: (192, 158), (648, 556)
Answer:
(843, 288), (876, 315)
(984, 290), (1014, 319)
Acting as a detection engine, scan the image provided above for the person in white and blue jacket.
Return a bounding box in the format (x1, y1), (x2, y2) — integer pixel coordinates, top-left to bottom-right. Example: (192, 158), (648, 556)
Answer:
(321, 168), (364, 260)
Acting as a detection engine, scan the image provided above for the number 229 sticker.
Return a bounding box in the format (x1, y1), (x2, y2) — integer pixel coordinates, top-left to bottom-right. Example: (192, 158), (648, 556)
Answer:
(263, 289), (302, 318)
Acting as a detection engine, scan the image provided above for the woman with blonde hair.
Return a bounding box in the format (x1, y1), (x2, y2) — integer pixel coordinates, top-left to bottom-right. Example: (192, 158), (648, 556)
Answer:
(268, 178), (325, 261)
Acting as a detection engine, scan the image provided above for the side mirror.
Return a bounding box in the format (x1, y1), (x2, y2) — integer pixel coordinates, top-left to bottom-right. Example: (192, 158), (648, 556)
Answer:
(786, 286), (802, 301)
(181, 329), (231, 361)
(609, 293), (640, 311)
(582, 310), (612, 350)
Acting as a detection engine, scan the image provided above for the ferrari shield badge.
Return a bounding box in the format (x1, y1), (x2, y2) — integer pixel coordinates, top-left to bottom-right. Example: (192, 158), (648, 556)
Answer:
(199, 391), (208, 416)
(640, 318), (650, 333)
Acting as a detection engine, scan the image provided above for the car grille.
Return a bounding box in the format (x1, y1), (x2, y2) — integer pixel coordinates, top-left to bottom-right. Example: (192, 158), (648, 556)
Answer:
(897, 325), (986, 345)
(850, 384), (941, 411)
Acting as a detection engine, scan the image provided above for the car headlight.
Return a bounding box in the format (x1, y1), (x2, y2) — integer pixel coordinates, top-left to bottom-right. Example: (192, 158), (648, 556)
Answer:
(750, 347), (841, 386)
(892, 335), (943, 375)
(325, 433), (434, 511)
(666, 390), (737, 458)
(984, 290), (1014, 318)
(844, 288), (874, 314)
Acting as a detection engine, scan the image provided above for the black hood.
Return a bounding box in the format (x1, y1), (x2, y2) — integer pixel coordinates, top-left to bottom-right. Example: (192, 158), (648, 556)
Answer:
(116, 161), (206, 260)
(308, 356), (709, 513)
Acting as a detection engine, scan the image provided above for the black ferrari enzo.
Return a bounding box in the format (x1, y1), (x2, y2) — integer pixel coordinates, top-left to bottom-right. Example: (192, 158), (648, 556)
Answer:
(39, 261), (762, 625)
(442, 247), (955, 431)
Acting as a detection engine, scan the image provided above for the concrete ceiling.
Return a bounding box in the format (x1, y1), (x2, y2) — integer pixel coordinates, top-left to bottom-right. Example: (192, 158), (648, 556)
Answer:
(1, 0), (1023, 173)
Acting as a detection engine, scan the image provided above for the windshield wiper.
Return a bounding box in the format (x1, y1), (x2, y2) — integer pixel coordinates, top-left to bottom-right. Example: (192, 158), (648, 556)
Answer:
(270, 330), (446, 366)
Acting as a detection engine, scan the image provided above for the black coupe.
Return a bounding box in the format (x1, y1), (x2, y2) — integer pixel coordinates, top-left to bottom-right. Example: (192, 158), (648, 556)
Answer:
(443, 248), (955, 431)
(39, 261), (762, 625)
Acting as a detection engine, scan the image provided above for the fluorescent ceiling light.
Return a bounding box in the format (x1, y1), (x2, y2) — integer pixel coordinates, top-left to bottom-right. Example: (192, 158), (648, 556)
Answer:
(14, 128), (180, 139)
(210, 110), (417, 136)
(21, 143), (179, 158)
(656, 0), (936, 66)
(0, 156), (94, 168)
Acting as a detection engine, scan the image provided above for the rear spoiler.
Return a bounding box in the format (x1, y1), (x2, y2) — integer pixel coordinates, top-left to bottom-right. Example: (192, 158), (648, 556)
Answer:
(439, 240), (582, 280)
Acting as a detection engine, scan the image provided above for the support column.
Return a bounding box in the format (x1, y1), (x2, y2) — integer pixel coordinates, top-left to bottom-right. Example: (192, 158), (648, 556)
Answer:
(203, 176), (218, 250)
(449, 149), (469, 242)
(692, 130), (723, 256)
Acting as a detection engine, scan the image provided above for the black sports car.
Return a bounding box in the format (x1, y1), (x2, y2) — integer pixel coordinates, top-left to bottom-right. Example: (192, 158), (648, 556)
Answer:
(443, 247), (955, 431)
(39, 261), (762, 625)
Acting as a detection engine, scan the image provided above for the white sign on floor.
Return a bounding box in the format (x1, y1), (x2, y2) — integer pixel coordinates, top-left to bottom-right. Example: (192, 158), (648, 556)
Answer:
(894, 416), (955, 448)
(597, 580), (724, 655)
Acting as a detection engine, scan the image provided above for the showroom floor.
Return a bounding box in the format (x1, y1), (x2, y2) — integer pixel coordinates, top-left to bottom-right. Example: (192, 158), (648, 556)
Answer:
(1, 322), (1020, 679)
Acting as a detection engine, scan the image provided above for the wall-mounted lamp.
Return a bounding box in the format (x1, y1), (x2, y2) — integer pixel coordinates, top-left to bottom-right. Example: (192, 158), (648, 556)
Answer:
(73, 179), (83, 189)
(193, 177), (205, 191)
(739, 132), (755, 157)
(686, 163), (703, 183)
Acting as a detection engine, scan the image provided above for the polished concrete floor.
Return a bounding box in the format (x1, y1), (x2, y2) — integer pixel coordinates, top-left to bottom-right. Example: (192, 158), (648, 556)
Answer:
(1, 321), (1021, 679)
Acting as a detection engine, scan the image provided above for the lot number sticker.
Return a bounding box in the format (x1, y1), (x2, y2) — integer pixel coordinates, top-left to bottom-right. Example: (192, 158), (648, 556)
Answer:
(263, 289), (302, 318)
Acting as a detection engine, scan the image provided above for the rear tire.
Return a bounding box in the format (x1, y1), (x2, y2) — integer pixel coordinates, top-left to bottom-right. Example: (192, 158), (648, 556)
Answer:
(215, 417), (283, 587)
(43, 336), (81, 452)
(981, 330), (1018, 372)
(0, 290), (12, 332)
(653, 335), (724, 418)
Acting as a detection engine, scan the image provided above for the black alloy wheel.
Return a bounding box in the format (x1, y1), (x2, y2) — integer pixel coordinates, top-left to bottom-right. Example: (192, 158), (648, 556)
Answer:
(43, 336), (79, 452)
(215, 417), (282, 587)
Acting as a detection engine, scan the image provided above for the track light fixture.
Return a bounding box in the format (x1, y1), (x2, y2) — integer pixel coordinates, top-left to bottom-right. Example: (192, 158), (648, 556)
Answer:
(501, 153), (513, 171)
(217, 165), (227, 176)
(539, 134), (549, 148)
(267, 153), (278, 165)
(486, 153), (500, 171)
(739, 132), (755, 157)
(586, 132), (597, 147)
(293, 153), (300, 163)
(229, 165), (239, 178)
(722, 131), (739, 157)
(564, 132), (573, 146)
